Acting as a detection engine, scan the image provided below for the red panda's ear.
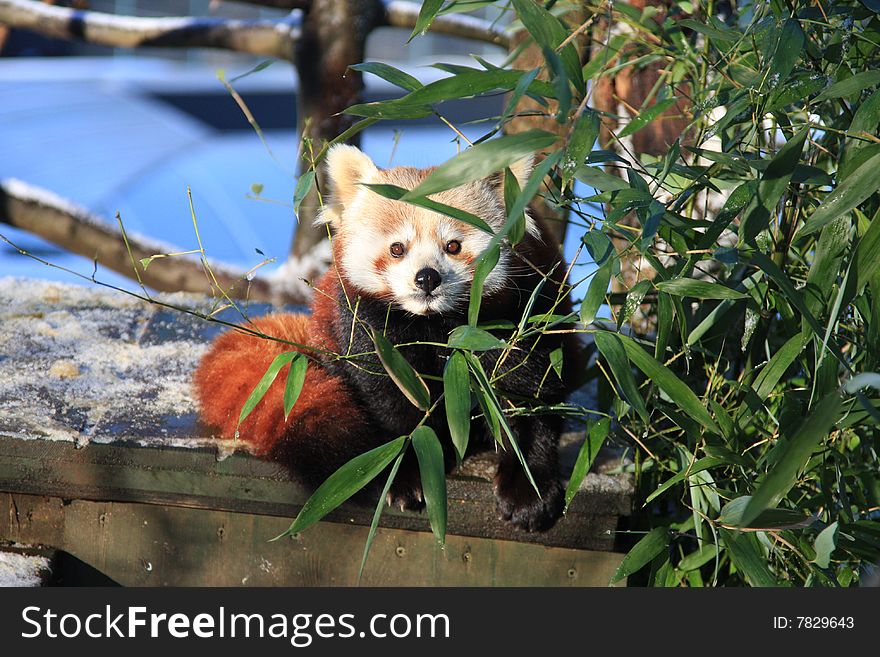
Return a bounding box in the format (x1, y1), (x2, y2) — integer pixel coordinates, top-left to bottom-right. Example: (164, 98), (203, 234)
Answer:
(507, 154), (534, 190)
(320, 145), (379, 225)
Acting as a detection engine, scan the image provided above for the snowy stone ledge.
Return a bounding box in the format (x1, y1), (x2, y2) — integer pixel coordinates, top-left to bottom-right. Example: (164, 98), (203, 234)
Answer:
(0, 277), (280, 450)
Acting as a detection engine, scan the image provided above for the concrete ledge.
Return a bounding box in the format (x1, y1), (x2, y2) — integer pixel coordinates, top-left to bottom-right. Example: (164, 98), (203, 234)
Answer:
(0, 278), (632, 583)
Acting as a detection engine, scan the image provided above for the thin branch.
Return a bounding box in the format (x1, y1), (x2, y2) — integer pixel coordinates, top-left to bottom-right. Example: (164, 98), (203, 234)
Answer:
(382, 0), (510, 48)
(0, 178), (309, 304)
(0, 0), (299, 60)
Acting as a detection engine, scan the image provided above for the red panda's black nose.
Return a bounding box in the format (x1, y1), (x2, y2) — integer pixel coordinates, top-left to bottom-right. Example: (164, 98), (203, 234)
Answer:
(414, 267), (442, 293)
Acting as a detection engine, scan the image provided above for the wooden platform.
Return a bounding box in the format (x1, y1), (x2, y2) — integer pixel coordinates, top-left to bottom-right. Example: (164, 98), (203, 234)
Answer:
(0, 279), (632, 586)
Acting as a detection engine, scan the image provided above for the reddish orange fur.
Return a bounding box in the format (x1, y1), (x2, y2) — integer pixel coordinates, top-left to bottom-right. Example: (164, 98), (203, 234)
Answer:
(193, 270), (366, 458)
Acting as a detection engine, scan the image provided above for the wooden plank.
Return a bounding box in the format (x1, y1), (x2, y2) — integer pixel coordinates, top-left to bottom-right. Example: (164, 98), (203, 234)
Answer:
(0, 492), (624, 587)
(0, 434), (628, 551)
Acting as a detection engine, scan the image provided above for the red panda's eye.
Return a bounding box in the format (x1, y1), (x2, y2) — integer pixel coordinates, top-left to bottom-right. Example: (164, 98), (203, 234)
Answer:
(390, 242), (405, 258)
(445, 240), (462, 255)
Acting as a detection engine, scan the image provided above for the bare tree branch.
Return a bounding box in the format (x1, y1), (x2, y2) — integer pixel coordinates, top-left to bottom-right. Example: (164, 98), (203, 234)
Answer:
(233, 0), (311, 9)
(383, 1), (509, 48)
(0, 178), (311, 304)
(0, 0), (299, 59)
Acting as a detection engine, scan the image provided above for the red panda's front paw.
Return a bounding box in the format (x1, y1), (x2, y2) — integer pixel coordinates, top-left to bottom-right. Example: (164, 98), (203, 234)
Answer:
(494, 470), (564, 532)
(386, 483), (425, 513)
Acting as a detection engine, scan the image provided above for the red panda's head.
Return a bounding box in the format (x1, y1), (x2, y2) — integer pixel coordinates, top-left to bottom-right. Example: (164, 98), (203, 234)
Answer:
(318, 145), (536, 316)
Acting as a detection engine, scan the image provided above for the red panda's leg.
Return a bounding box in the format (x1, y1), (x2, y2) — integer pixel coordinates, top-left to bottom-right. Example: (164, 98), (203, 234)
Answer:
(493, 415), (564, 532)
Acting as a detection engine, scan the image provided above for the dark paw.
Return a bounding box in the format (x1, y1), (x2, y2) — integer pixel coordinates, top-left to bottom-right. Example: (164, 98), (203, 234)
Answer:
(494, 473), (564, 532)
(387, 483), (425, 513)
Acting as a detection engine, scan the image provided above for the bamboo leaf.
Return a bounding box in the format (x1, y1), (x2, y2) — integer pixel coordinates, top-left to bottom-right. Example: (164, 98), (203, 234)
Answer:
(721, 529), (779, 587)
(814, 70), (880, 102)
(372, 329), (431, 411)
(738, 127), (808, 245)
(797, 149), (880, 237)
(609, 527), (669, 584)
(618, 97), (678, 139)
(283, 353), (308, 420)
(358, 449), (406, 581)
(293, 170), (316, 218)
(594, 332), (650, 424)
(739, 392), (843, 527)
(657, 278), (749, 300)
(564, 418), (610, 511)
(411, 426), (447, 545)
(237, 350), (301, 430)
(469, 245), (501, 326)
(448, 325), (509, 351)
(580, 261), (611, 325)
(443, 351), (472, 462)
(813, 521), (839, 568)
(363, 183), (493, 233)
(617, 334), (721, 433)
(350, 62), (423, 92)
(277, 436), (407, 539)
(403, 130), (558, 199)
(409, 0), (444, 40)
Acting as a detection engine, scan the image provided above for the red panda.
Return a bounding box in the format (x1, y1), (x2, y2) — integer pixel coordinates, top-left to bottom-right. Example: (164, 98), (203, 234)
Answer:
(194, 145), (580, 531)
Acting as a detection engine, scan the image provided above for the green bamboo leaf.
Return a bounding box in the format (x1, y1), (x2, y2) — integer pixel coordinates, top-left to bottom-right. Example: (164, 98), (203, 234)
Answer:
(372, 329), (431, 411)
(739, 392), (843, 527)
(443, 351), (471, 462)
(841, 89), (880, 179)
(749, 332), (807, 403)
(765, 19), (804, 92)
(594, 332), (650, 424)
(503, 167), (526, 246)
(855, 206), (880, 291)
(618, 97), (678, 139)
(738, 127), (808, 245)
(237, 350), (302, 429)
(805, 216), (851, 317)
(564, 418), (610, 511)
(581, 34), (627, 81)
(409, 0), (444, 40)
(293, 170), (315, 218)
(468, 245), (501, 326)
(350, 62), (423, 92)
(678, 545), (718, 572)
(448, 325), (509, 351)
(277, 436), (407, 539)
(813, 521), (839, 568)
(815, 70), (880, 102)
(678, 19), (739, 46)
(560, 110), (600, 188)
(718, 497), (814, 529)
(797, 149), (880, 237)
(656, 278), (749, 300)
(362, 183), (493, 233)
(463, 351), (539, 496)
(619, 279), (652, 328)
(403, 130), (558, 199)
(581, 230), (615, 266)
(720, 529), (779, 587)
(283, 353), (308, 419)
(645, 457), (727, 504)
(358, 449), (406, 581)
(411, 426), (447, 545)
(609, 527), (669, 584)
(511, 0), (583, 93)
(617, 334), (720, 433)
(655, 291), (673, 359)
(580, 261), (611, 325)
(574, 165), (631, 192)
